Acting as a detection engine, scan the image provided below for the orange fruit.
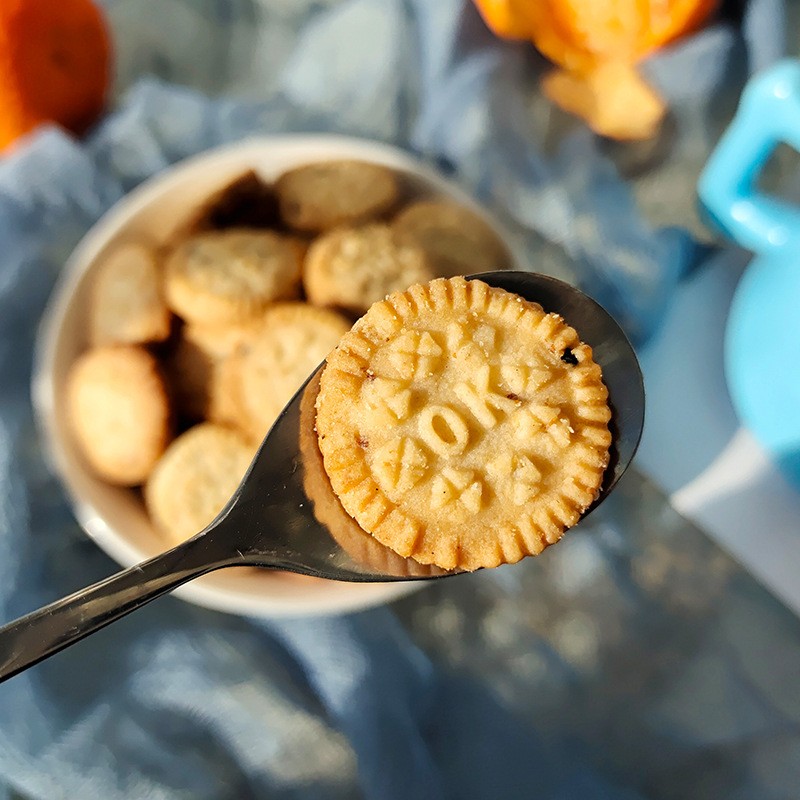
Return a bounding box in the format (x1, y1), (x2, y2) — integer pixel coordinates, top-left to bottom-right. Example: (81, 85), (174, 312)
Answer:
(0, 0), (111, 151)
(473, 0), (536, 39)
(473, 0), (718, 139)
(474, 0), (718, 72)
(523, 0), (719, 74)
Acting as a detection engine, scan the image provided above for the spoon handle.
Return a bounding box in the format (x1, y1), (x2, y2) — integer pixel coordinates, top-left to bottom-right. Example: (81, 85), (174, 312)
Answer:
(0, 533), (237, 683)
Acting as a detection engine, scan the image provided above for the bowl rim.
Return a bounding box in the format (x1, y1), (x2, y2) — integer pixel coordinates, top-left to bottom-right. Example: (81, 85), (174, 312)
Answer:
(31, 133), (525, 618)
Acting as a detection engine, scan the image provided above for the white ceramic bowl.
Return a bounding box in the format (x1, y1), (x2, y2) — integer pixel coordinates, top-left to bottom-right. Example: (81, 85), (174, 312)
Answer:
(32, 135), (523, 618)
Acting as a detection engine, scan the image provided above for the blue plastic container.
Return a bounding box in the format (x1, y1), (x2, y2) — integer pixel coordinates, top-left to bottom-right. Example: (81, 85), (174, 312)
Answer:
(698, 59), (800, 488)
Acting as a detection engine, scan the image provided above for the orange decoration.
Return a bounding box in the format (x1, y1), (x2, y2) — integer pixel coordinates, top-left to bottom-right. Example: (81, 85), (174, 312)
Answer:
(474, 0), (719, 139)
(471, 0), (536, 39)
(0, 0), (111, 152)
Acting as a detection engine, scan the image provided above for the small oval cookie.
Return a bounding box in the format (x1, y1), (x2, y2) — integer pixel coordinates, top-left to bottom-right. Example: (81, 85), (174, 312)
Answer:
(304, 224), (434, 315)
(165, 333), (211, 421)
(182, 171), (280, 234)
(90, 243), (171, 346)
(66, 346), (171, 485)
(276, 160), (399, 232)
(178, 319), (263, 361)
(226, 303), (351, 442)
(164, 229), (301, 326)
(165, 320), (262, 421)
(393, 200), (511, 277)
(315, 276), (612, 572)
(145, 423), (254, 545)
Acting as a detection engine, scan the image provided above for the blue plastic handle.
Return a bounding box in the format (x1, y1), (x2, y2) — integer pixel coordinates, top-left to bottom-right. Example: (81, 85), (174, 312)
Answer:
(698, 59), (800, 255)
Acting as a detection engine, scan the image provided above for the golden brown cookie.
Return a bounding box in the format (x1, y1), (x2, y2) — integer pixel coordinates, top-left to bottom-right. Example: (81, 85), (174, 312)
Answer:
(299, 374), (446, 578)
(303, 224), (435, 315)
(144, 423), (254, 545)
(164, 229), (301, 326)
(165, 320), (261, 421)
(276, 160), (399, 232)
(393, 200), (511, 277)
(207, 351), (246, 428)
(66, 346), (172, 486)
(315, 276), (612, 571)
(226, 303), (351, 442)
(179, 319), (263, 360)
(182, 171), (281, 234)
(89, 243), (171, 346)
(165, 333), (210, 421)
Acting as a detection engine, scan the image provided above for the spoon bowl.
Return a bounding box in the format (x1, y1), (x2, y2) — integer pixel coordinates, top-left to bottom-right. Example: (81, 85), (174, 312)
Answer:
(0, 271), (644, 682)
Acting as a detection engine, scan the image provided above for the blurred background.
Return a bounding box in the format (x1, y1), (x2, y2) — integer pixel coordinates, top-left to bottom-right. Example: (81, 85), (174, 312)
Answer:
(1, 1), (800, 798)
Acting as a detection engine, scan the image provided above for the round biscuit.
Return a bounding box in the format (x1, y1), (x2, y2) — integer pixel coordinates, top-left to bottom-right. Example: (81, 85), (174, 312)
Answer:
(66, 346), (172, 486)
(90, 243), (171, 346)
(207, 351), (247, 430)
(165, 333), (212, 421)
(164, 229), (301, 326)
(144, 423), (254, 545)
(230, 303), (351, 442)
(182, 171), (280, 234)
(315, 277), (612, 572)
(166, 320), (262, 421)
(276, 160), (399, 232)
(393, 200), (511, 277)
(303, 224), (435, 315)
(180, 319), (264, 361)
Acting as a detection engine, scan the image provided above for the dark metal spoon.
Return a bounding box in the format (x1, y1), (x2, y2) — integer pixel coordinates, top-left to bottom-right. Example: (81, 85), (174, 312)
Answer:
(0, 272), (644, 683)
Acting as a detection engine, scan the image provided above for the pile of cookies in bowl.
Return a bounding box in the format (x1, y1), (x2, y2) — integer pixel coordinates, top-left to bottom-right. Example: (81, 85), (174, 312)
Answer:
(38, 138), (518, 616)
